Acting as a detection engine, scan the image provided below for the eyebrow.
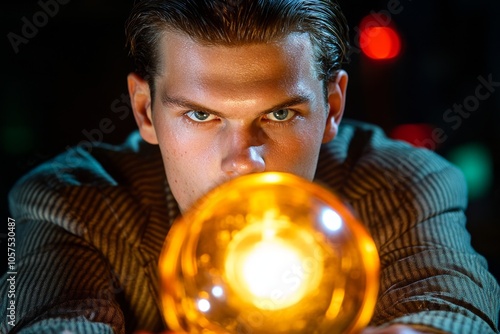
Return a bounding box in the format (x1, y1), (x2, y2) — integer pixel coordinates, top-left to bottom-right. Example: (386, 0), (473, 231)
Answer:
(160, 93), (312, 117)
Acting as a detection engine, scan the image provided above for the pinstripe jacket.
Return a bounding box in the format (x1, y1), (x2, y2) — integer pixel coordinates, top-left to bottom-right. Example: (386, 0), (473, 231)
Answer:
(2, 120), (499, 334)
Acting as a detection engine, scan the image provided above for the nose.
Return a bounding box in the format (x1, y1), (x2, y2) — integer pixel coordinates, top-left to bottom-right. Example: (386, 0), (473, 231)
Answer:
(221, 127), (266, 177)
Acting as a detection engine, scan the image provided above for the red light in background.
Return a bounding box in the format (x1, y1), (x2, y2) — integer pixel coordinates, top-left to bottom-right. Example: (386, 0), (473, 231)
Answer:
(390, 123), (435, 149)
(359, 15), (401, 60)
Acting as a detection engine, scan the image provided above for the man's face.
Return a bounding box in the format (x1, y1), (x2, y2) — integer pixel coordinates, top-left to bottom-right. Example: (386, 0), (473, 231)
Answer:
(129, 31), (347, 213)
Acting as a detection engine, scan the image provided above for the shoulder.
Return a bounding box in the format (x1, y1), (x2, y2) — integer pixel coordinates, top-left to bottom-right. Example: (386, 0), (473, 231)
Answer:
(8, 131), (172, 237)
(316, 119), (467, 211)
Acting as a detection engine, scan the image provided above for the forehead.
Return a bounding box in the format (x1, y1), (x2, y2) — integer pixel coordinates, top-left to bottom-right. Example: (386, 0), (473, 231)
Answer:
(157, 30), (315, 62)
(155, 31), (320, 97)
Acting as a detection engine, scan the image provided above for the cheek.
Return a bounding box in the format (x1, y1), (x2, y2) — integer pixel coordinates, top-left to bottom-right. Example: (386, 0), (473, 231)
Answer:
(160, 142), (205, 212)
(153, 118), (221, 210)
(294, 132), (323, 166)
(158, 128), (206, 181)
(154, 117), (199, 160)
(268, 118), (325, 177)
(295, 112), (327, 148)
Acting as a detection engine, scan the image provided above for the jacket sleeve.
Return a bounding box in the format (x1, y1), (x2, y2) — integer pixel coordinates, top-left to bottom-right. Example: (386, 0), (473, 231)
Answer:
(1, 143), (169, 334)
(357, 149), (500, 333)
(0, 218), (125, 334)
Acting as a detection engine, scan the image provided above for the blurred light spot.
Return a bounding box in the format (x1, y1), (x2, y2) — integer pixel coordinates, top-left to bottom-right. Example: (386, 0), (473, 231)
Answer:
(390, 123), (435, 149)
(446, 143), (493, 200)
(321, 208), (342, 232)
(211, 286), (223, 298)
(360, 15), (401, 60)
(197, 299), (211, 312)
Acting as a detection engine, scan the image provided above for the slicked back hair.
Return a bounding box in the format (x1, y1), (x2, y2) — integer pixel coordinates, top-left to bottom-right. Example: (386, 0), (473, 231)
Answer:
(125, 0), (350, 100)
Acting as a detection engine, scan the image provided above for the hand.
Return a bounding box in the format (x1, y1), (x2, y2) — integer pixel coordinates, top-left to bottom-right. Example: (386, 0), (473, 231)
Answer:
(360, 324), (438, 334)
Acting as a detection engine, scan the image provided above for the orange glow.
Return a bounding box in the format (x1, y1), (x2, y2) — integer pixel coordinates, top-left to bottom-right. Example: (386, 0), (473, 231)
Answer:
(159, 172), (380, 334)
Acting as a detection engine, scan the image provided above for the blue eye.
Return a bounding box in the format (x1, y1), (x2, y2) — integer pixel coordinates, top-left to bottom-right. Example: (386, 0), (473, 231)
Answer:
(186, 111), (217, 122)
(266, 109), (295, 122)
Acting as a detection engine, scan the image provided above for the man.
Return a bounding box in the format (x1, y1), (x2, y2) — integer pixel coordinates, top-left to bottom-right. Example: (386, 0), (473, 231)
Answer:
(1, 0), (499, 333)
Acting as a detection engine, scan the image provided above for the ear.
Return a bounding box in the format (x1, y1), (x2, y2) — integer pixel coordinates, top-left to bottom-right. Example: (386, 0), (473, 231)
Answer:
(127, 72), (158, 144)
(322, 70), (348, 144)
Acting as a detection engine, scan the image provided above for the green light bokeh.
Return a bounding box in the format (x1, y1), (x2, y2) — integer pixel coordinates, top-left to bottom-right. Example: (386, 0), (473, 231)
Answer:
(446, 143), (493, 200)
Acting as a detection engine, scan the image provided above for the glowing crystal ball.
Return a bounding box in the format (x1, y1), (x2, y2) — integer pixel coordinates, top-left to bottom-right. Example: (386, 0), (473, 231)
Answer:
(159, 172), (379, 334)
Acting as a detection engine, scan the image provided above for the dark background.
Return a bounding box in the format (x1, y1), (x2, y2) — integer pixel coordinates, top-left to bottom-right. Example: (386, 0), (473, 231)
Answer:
(1, 0), (499, 283)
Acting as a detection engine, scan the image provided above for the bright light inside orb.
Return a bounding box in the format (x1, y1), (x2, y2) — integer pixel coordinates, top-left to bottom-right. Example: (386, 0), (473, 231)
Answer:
(224, 215), (323, 311)
(239, 239), (305, 308)
(242, 239), (302, 298)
